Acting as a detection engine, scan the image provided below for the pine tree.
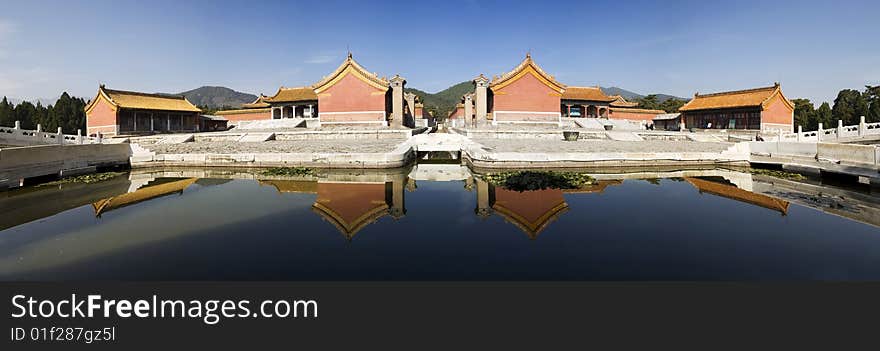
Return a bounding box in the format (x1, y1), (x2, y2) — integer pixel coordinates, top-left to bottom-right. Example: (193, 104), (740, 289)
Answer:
(832, 89), (868, 125)
(0, 97), (14, 127)
(865, 85), (880, 123)
(792, 98), (817, 130)
(816, 102), (833, 129)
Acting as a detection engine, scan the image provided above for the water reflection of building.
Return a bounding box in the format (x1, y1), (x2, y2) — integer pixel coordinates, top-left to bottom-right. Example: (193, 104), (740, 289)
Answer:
(92, 178), (198, 216)
(260, 176), (407, 240)
(685, 177), (789, 215)
(474, 178), (622, 239)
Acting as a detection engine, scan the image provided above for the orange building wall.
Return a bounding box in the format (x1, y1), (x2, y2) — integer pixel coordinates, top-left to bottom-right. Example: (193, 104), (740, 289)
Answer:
(414, 106), (423, 119)
(492, 73), (561, 122)
(448, 107), (463, 119)
(761, 94), (793, 131)
(609, 110), (660, 122)
(216, 110), (271, 123)
(86, 97), (117, 135)
(318, 73), (387, 123)
(493, 188), (566, 223)
(315, 182), (387, 225)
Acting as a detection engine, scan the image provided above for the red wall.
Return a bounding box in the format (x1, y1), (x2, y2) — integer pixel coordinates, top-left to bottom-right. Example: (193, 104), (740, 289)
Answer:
(319, 73), (387, 122)
(86, 97), (117, 135)
(448, 107), (463, 119)
(761, 94), (793, 131)
(217, 110), (271, 122)
(492, 73), (560, 122)
(609, 110), (660, 122)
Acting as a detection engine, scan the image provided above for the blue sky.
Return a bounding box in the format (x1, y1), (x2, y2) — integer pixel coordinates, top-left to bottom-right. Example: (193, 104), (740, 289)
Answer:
(0, 0), (877, 104)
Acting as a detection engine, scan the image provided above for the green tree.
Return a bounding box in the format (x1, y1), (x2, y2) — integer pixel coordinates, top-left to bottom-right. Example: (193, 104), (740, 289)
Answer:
(792, 98), (816, 130)
(635, 94), (661, 110)
(0, 97), (14, 127)
(816, 102), (833, 129)
(865, 85), (880, 123)
(659, 98), (686, 113)
(14, 101), (38, 129)
(831, 89), (868, 125)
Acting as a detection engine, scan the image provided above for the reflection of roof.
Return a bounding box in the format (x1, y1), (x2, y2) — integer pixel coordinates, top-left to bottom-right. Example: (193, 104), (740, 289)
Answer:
(263, 87), (318, 103)
(492, 188), (569, 239)
(562, 86), (615, 102)
(85, 85), (202, 114)
(679, 83), (793, 112)
(686, 177), (789, 215)
(311, 182), (389, 240)
(92, 178), (198, 216)
(490, 54), (565, 93)
(312, 53), (390, 93)
(258, 180), (318, 193)
(653, 113), (681, 121)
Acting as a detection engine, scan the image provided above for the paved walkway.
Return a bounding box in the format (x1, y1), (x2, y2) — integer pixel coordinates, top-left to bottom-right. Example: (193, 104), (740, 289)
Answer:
(472, 138), (732, 153)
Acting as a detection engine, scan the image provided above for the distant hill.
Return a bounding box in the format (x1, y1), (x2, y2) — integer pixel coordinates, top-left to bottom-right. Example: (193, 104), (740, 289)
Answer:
(602, 87), (687, 103)
(177, 86), (258, 109)
(405, 81), (474, 118)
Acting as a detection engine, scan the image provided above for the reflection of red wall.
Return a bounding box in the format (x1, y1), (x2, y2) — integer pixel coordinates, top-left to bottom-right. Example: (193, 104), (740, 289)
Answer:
(415, 106), (423, 118)
(493, 188), (565, 224)
(492, 73), (561, 121)
(319, 73), (386, 122)
(761, 94), (793, 131)
(86, 97), (117, 134)
(315, 183), (387, 225)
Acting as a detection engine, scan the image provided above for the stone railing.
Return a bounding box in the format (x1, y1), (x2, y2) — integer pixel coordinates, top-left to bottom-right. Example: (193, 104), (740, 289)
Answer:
(0, 121), (101, 147)
(777, 116), (879, 142)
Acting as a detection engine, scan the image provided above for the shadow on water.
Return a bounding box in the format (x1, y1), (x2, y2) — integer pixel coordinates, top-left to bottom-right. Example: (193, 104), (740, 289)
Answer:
(0, 165), (879, 281)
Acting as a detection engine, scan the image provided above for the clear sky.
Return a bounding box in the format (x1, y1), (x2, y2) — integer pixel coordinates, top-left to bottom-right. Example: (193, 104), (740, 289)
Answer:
(1, 0), (877, 104)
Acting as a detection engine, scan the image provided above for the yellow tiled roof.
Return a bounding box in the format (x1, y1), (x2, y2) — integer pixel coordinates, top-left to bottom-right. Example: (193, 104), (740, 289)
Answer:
(241, 95), (270, 108)
(489, 54), (565, 93)
(263, 86), (318, 103)
(312, 53), (390, 93)
(679, 83), (793, 112)
(562, 86), (615, 102)
(86, 85), (202, 113)
(609, 95), (639, 107)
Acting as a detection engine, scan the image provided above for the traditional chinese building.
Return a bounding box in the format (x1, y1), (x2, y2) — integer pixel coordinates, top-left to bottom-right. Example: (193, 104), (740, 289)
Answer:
(483, 54), (566, 124)
(213, 95), (272, 124)
(472, 54), (665, 125)
(84, 85), (202, 136)
(263, 87), (319, 119)
(678, 83), (794, 132)
(311, 53), (408, 127)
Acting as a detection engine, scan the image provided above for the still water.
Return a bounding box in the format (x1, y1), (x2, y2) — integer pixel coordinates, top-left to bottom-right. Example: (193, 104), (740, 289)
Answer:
(1, 165), (879, 281)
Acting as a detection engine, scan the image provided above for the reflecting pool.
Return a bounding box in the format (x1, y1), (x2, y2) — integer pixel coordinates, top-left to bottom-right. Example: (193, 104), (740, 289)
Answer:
(1, 165), (878, 280)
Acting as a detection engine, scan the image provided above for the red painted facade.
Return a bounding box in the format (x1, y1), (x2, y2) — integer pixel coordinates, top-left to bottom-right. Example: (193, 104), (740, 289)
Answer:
(760, 94), (794, 131)
(492, 73), (561, 122)
(86, 96), (117, 135)
(318, 73), (387, 123)
(215, 109), (272, 123)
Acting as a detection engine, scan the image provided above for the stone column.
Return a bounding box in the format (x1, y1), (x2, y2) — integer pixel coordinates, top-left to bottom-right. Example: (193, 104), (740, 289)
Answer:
(77, 129), (83, 144)
(404, 92), (416, 120)
(837, 119), (843, 139)
(57, 127), (63, 144)
(859, 115), (866, 136)
(150, 113), (155, 131)
(14, 120), (20, 129)
(474, 74), (489, 125)
(390, 75), (406, 128)
(797, 125), (803, 142)
(36, 124), (42, 132)
(464, 94), (474, 127)
(308, 104), (314, 118)
(817, 123), (823, 141)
